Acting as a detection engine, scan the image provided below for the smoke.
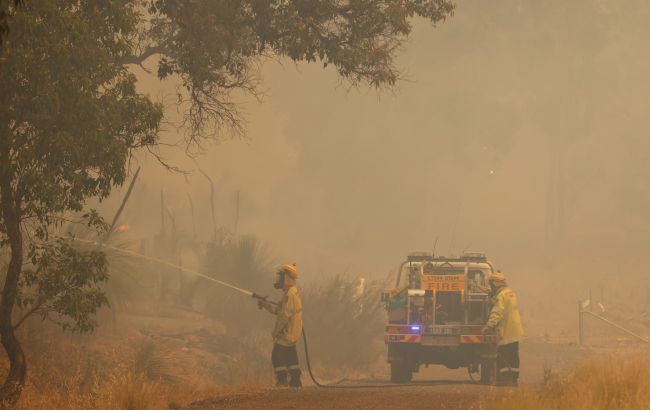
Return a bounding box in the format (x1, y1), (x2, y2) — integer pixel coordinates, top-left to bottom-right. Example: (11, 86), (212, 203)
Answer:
(98, 1), (650, 308)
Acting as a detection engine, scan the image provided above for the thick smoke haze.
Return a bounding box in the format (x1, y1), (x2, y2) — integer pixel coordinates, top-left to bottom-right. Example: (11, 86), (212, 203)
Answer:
(98, 1), (650, 302)
(7, 3), (650, 408)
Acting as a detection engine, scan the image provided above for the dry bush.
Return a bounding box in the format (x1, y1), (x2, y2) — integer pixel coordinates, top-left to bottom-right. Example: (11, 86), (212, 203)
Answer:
(203, 266), (389, 380)
(200, 234), (275, 299)
(134, 340), (177, 383)
(200, 234), (275, 337)
(97, 371), (159, 410)
(484, 352), (650, 410)
(302, 275), (388, 377)
(6, 320), (181, 409)
(194, 234), (277, 384)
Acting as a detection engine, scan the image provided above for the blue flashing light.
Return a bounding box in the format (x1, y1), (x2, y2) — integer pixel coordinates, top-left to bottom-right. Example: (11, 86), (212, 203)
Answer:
(410, 325), (421, 332)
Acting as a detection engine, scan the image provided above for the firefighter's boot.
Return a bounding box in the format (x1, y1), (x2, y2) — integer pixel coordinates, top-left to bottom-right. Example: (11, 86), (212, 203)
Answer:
(275, 370), (289, 387)
(496, 370), (509, 386)
(509, 371), (519, 387)
(498, 370), (518, 387)
(289, 368), (302, 388)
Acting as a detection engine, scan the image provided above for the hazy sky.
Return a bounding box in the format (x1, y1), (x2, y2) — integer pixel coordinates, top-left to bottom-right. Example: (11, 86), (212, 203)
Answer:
(99, 1), (650, 295)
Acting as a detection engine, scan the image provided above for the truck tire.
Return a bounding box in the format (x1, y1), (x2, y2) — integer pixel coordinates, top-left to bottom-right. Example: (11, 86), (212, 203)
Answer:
(390, 362), (413, 383)
(480, 359), (497, 385)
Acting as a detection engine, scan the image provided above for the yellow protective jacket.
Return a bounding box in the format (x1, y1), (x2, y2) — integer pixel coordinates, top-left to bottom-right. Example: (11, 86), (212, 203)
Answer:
(273, 286), (303, 346)
(487, 286), (524, 345)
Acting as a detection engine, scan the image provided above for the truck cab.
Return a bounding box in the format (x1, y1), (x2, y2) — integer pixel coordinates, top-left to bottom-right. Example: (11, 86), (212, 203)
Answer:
(382, 252), (498, 383)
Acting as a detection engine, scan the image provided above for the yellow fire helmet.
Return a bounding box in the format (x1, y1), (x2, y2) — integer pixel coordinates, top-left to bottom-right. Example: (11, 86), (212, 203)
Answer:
(281, 263), (300, 279)
(489, 270), (507, 284)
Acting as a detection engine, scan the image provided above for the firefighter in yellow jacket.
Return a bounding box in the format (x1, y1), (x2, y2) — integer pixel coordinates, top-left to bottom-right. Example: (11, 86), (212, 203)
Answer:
(258, 263), (303, 387)
(482, 270), (524, 386)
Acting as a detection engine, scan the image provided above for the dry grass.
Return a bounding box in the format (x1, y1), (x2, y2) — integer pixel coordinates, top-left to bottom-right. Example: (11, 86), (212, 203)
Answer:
(7, 334), (650, 410)
(2, 317), (272, 409)
(134, 340), (177, 383)
(484, 352), (650, 410)
(97, 371), (159, 410)
(3, 354), (259, 410)
(12, 374), (267, 410)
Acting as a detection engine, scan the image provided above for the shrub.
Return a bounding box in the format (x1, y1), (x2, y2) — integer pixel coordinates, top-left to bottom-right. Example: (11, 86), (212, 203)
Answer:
(302, 275), (388, 376)
(134, 341), (176, 383)
(485, 353), (650, 410)
(100, 371), (159, 410)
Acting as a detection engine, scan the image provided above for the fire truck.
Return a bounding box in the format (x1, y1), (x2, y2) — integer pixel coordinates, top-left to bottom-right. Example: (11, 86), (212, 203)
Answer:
(382, 252), (498, 383)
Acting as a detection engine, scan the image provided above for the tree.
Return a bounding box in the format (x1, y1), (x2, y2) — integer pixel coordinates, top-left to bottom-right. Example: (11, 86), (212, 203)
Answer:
(0, 0), (454, 405)
(132, 0), (455, 145)
(0, 1), (20, 53)
(0, 1), (162, 405)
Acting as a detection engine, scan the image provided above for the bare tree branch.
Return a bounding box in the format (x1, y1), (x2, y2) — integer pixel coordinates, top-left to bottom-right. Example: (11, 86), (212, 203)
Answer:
(121, 44), (166, 66)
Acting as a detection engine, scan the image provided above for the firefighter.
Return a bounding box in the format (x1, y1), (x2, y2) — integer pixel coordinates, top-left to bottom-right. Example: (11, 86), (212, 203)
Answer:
(258, 263), (303, 387)
(482, 270), (524, 386)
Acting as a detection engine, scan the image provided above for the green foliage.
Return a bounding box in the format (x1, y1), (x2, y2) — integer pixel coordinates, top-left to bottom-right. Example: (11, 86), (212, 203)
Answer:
(0, 1), (162, 236)
(18, 239), (109, 333)
(139, 0), (455, 141)
(0, 0), (456, 404)
(0, 0), (163, 335)
(65, 223), (146, 312)
(0, 1), (20, 49)
(0, 10), (163, 407)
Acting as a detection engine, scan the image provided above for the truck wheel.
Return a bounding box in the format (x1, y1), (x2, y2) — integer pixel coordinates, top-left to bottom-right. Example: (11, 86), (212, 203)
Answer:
(390, 362), (413, 383)
(480, 359), (497, 385)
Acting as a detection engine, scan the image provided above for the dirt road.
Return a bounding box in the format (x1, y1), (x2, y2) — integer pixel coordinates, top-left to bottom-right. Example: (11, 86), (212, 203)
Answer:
(186, 339), (582, 409)
(186, 384), (490, 410)
(186, 361), (531, 410)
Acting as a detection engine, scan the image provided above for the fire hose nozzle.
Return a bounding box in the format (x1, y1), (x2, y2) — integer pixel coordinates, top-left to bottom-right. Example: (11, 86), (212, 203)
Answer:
(252, 293), (278, 308)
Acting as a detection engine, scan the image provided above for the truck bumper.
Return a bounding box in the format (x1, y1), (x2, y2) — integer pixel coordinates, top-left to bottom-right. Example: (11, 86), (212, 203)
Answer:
(385, 334), (496, 345)
(384, 334), (422, 344)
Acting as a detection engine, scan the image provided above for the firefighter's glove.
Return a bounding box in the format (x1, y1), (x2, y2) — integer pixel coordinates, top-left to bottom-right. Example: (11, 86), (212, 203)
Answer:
(481, 326), (492, 335)
(258, 300), (274, 312)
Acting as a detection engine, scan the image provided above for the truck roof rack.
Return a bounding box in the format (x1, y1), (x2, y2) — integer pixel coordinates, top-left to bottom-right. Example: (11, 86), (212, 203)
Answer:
(407, 252), (434, 262)
(460, 252), (487, 262)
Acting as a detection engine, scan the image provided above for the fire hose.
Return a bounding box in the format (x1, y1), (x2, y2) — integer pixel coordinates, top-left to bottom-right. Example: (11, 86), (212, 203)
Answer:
(71, 238), (465, 389)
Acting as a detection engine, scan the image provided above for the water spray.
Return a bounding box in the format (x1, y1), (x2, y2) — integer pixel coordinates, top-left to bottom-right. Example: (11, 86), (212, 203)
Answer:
(69, 236), (448, 389)
(69, 237), (272, 304)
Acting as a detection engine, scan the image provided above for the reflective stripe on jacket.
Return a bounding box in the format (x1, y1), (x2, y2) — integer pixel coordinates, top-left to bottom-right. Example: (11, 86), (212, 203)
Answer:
(487, 286), (524, 345)
(273, 286), (303, 346)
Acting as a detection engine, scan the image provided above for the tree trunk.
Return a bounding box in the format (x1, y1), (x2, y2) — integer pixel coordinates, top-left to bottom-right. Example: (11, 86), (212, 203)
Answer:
(0, 179), (26, 407)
